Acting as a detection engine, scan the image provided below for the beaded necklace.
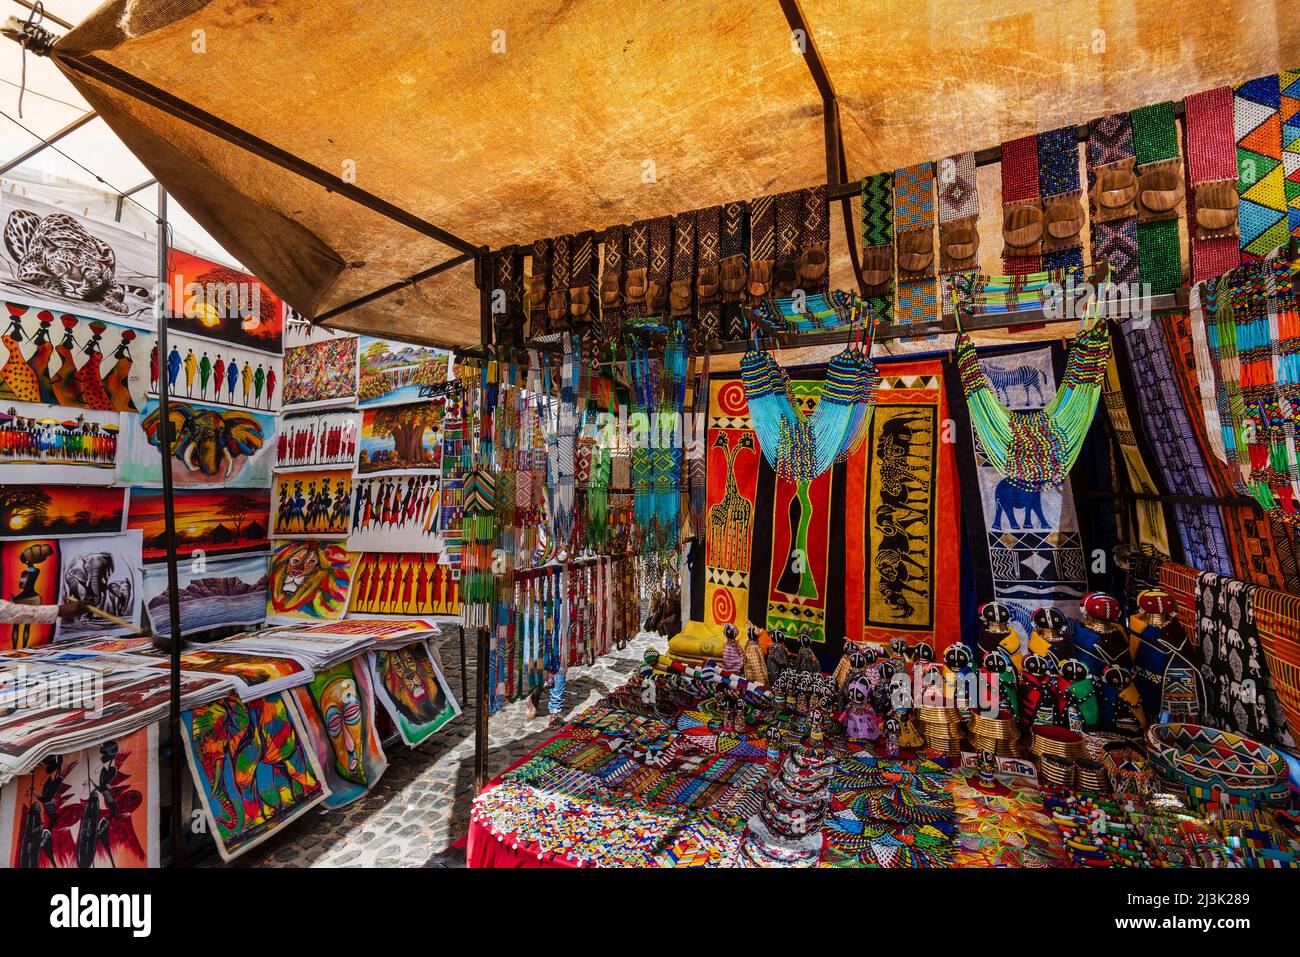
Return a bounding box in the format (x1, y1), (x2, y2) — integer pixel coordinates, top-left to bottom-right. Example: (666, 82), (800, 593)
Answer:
(954, 279), (1110, 489)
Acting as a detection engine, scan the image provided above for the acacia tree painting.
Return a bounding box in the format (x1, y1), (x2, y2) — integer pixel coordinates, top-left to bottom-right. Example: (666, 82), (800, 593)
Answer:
(0, 487), (50, 533)
(360, 405), (443, 472)
(218, 494), (264, 540)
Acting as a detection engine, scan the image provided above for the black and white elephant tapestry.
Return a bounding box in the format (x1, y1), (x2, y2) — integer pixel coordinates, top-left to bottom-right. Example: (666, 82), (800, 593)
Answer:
(947, 345), (1089, 651)
(54, 529), (143, 641)
(1195, 570), (1296, 750)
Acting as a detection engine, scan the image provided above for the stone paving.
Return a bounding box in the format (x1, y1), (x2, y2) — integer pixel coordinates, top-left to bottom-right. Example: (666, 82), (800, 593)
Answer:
(228, 628), (657, 868)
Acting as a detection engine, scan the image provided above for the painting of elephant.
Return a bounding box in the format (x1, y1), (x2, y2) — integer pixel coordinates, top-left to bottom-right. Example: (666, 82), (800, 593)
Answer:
(142, 401), (264, 481)
(55, 530), (143, 640)
(990, 477), (1048, 530)
(118, 398), (274, 488)
(184, 693), (325, 860)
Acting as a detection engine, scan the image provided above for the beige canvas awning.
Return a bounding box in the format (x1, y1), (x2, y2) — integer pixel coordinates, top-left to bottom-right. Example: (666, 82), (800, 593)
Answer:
(33, 0), (1300, 346)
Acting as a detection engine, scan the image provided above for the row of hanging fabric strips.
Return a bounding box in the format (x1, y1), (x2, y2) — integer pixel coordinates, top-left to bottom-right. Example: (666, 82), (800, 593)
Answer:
(485, 555), (639, 712)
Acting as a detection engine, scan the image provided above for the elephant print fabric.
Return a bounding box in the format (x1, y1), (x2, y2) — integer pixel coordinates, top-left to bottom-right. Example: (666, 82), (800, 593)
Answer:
(290, 659), (387, 808)
(54, 530), (143, 642)
(266, 539), (358, 624)
(1194, 570), (1296, 750)
(845, 360), (960, 653)
(369, 642), (460, 745)
(948, 345), (1088, 648)
(116, 398), (276, 488)
(181, 692), (327, 861)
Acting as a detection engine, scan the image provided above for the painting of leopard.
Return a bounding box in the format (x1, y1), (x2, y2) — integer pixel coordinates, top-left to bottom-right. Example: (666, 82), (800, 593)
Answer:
(3, 210), (132, 314)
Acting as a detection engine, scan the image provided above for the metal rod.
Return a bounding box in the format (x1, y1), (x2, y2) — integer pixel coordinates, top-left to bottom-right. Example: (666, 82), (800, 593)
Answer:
(156, 187), (187, 868)
(473, 625), (490, 793)
(313, 250), (478, 324)
(48, 51), (480, 255)
(458, 624), (468, 707)
(0, 109), (96, 174)
(12, 0), (74, 31)
(1089, 490), (1259, 509)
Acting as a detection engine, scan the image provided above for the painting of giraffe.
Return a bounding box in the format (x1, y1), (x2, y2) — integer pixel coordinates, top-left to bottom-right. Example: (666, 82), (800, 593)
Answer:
(707, 431), (755, 570)
(703, 379), (760, 627)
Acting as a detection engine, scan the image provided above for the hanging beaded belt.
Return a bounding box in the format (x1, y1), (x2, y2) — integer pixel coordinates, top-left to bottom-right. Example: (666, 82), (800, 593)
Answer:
(1131, 101), (1185, 296)
(1087, 113), (1139, 285)
(1183, 86), (1242, 283)
(1235, 73), (1290, 261)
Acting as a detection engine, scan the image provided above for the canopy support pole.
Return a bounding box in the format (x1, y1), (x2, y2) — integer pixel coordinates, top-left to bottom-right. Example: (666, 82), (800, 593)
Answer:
(155, 187), (188, 868)
(315, 251), (479, 325)
(472, 252), (492, 794)
(0, 109), (96, 174)
(777, 0), (864, 294)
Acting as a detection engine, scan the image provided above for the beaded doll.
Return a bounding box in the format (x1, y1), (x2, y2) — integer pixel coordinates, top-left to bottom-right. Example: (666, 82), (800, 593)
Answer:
(943, 643), (976, 716)
(766, 630), (791, 686)
(1128, 588), (1204, 723)
(977, 601), (1022, 671)
(1073, 592), (1132, 680)
(832, 639), (860, 688)
(1018, 654), (1059, 727)
(839, 674), (881, 743)
(1101, 663), (1147, 734)
(721, 623), (745, 675)
(883, 716), (901, 758)
(1028, 607), (1073, 664)
(742, 623), (768, 685)
(794, 631), (820, 674)
(1058, 658), (1100, 732)
(981, 649), (1019, 720)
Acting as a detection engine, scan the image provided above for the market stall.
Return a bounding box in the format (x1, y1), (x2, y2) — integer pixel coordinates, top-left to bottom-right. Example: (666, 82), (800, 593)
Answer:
(0, 0), (1298, 870)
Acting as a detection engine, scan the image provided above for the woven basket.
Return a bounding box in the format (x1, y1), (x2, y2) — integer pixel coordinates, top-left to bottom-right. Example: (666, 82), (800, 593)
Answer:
(1145, 723), (1290, 804)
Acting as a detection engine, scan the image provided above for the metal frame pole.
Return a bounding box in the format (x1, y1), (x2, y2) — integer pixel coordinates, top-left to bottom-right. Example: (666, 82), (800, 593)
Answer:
(156, 187), (188, 867)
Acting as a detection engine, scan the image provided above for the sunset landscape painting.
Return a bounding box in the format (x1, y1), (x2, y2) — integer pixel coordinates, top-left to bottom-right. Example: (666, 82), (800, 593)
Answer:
(0, 485), (127, 539)
(128, 487), (271, 563)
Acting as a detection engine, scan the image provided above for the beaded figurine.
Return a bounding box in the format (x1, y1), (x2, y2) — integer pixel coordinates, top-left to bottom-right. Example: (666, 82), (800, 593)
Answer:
(839, 674), (881, 742)
(794, 631), (820, 674)
(1128, 588), (1204, 723)
(742, 623), (768, 685)
(1058, 657), (1100, 731)
(1073, 591), (1132, 680)
(766, 630), (791, 686)
(977, 601), (1022, 671)
(722, 623), (745, 675)
(1028, 607), (1073, 665)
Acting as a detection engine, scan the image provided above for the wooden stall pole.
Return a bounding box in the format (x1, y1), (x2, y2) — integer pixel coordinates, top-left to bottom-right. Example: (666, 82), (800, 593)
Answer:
(472, 248), (492, 793)
(155, 188), (189, 867)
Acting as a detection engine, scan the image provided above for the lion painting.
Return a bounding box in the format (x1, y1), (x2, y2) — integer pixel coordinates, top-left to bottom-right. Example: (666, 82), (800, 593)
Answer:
(267, 540), (353, 620)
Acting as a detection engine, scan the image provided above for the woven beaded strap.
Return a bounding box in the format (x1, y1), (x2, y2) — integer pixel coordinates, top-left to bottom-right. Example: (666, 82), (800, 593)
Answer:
(1037, 126), (1085, 270)
(719, 200), (750, 340)
(646, 216), (673, 317)
(625, 220), (649, 321)
(859, 171), (894, 323)
(597, 223), (626, 352)
(749, 192), (777, 301)
(547, 233), (572, 332)
(1283, 68), (1300, 241)
(800, 185), (830, 296)
(1184, 86), (1243, 283)
(773, 190), (802, 297)
(1235, 74), (1290, 260)
(695, 204), (722, 350)
(670, 209), (697, 327)
(893, 161), (937, 327)
(570, 229), (598, 335)
(1131, 101), (1184, 296)
(1001, 135), (1042, 276)
(938, 150), (979, 317)
(1087, 113), (1140, 284)
(529, 238), (552, 336)
(491, 245), (525, 348)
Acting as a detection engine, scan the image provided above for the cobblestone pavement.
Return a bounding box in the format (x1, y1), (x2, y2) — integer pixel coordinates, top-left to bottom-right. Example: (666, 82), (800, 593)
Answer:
(227, 629), (657, 868)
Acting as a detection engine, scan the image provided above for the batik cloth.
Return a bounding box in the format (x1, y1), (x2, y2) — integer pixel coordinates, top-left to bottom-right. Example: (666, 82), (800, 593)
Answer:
(1101, 354), (1176, 559)
(946, 345), (1090, 646)
(1116, 315), (1234, 576)
(844, 359), (960, 652)
(701, 377), (761, 631)
(1195, 570), (1296, 751)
